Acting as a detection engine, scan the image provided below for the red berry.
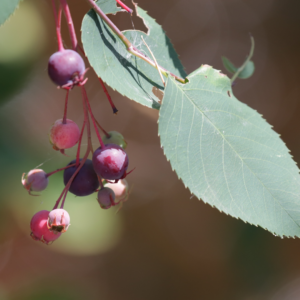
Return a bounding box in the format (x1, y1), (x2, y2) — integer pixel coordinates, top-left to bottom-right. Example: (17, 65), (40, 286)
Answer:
(48, 49), (85, 87)
(22, 169), (49, 193)
(47, 209), (70, 233)
(30, 210), (61, 245)
(63, 159), (99, 196)
(92, 144), (129, 180)
(97, 187), (116, 209)
(49, 119), (80, 150)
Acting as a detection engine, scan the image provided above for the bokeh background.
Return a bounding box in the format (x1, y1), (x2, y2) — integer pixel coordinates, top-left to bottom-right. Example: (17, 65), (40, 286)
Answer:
(1, 0), (300, 299)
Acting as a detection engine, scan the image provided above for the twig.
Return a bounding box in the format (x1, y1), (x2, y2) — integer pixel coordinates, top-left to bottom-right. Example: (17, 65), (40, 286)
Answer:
(231, 35), (255, 83)
(141, 36), (165, 87)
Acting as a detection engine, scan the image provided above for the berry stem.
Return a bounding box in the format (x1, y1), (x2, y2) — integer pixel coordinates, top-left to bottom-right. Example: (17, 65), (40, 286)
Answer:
(81, 85), (105, 149)
(98, 78), (118, 114)
(115, 0), (133, 14)
(94, 118), (110, 138)
(62, 89), (69, 124)
(76, 117), (86, 167)
(86, 0), (186, 84)
(51, 0), (64, 51)
(53, 94), (92, 210)
(46, 163), (76, 177)
(59, 0), (78, 50)
(98, 175), (104, 189)
(77, 45), (117, 114)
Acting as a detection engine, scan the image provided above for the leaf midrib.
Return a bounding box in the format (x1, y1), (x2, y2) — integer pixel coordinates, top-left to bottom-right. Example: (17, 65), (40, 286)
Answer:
(174, 79), (300, 229)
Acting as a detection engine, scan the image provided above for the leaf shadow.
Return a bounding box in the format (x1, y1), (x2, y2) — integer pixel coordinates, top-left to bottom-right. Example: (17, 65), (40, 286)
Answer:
(90, 10), (162, 109)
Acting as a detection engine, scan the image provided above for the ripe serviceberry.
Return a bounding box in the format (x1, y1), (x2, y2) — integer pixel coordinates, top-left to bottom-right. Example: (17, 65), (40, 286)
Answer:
(22, 169), (48, 194)
(49, 119), (80, 151)
(92, 144), (129, 180)
(63, 159), (99, 196)
(48, 49), (86, 87)
(48, 209), (70, 233)
(97, 187), (116, 209)
(102, 131), (127, 149)
(30, 210), (61, 245)
(104, 179), (129, 203)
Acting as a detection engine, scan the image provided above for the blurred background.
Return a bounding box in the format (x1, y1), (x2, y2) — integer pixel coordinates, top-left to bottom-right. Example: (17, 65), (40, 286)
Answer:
(1, 0), (300, 299)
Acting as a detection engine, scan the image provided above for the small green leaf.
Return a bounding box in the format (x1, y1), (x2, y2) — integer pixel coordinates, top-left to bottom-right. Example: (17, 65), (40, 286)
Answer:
(159, 65), (300, 237)
(222, 56), (255, 79)
(222, 56), (238, 74)
(238, 60), (255, 79)
(81, 0), (186, 109)
(0, 0), (21, 26)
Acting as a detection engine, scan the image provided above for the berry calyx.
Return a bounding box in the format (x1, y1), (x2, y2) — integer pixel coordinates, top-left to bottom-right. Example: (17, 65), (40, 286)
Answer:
(102, 131), (127, 149)
(48, 49), (86, 87)
(22, 169), (49, 194)
(92, 144), (129, 180)
(97, 187), (116, 209)
(47, 209), (70, 233)
(104, 179), (129, 203)
(30, 210), (61, 245)
(49, 119), (80, 151)
(63, 159), (99, 196)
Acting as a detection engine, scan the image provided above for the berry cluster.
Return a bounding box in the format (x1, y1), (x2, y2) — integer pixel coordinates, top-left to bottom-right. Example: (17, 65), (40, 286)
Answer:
(22, 0), (131, 245)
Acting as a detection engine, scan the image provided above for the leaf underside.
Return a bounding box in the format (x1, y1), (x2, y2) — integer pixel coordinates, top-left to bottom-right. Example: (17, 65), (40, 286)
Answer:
(0, 0), (20, 26)
(81, 0), (186, 109)
(158, 65), (300, 238)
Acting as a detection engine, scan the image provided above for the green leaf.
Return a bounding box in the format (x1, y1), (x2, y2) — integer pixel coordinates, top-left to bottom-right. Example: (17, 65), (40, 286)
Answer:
(0, 0), (20, 26)
(81, 0), (186, 109)
(222, 56), (255, 79)
(238, 60), (255, 79)
(222, 56), (238, 74)
(158, 65), (300, 237)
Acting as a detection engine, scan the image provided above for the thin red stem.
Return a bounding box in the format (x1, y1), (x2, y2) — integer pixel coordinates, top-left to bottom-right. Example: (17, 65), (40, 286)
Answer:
(98, 78), (118, 114)
(62, 89), (69, 124)
(76, 120), (86, 167)
(51, 0), (64, 51)
(95, 118), (110, 138)
(46, 163), (76, 177)
(59, 0), (78, 50)
(53, 93), (92, 210)
(98, 175), (104, 189)
(81, 85), (105, 149)
(116, 0), (133, 14)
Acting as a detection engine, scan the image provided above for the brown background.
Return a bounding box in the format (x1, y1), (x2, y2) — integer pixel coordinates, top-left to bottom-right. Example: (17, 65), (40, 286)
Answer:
(1, 0), (300, 299)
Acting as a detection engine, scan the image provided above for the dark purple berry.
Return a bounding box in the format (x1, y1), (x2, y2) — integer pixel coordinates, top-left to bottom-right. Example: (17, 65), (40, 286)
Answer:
(92, 144), (129, 180)
(97, 187), (116, 209)
(48, 49), (85, 87)
(63, 159), (99, 196)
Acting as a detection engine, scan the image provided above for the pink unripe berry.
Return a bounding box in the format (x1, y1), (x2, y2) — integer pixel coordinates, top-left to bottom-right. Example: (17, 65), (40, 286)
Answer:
(97, 187), (116, 209)
(48, 49), (85, 87)
(92, 144), (129, 180)
(49, 119), (80, 150)
(104, 179), (129, 202)
(47, 209), (70, 233)
(22, 169), (48, 193)
(102, 131), (127, 149)
(30, 210), (61, 245)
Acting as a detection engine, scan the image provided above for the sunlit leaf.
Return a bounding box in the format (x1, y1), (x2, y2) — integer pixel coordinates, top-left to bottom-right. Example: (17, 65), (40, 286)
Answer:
(81, 0), (186, 109)
(0, 0), (20, 26)
(159, 65), (300, 237)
